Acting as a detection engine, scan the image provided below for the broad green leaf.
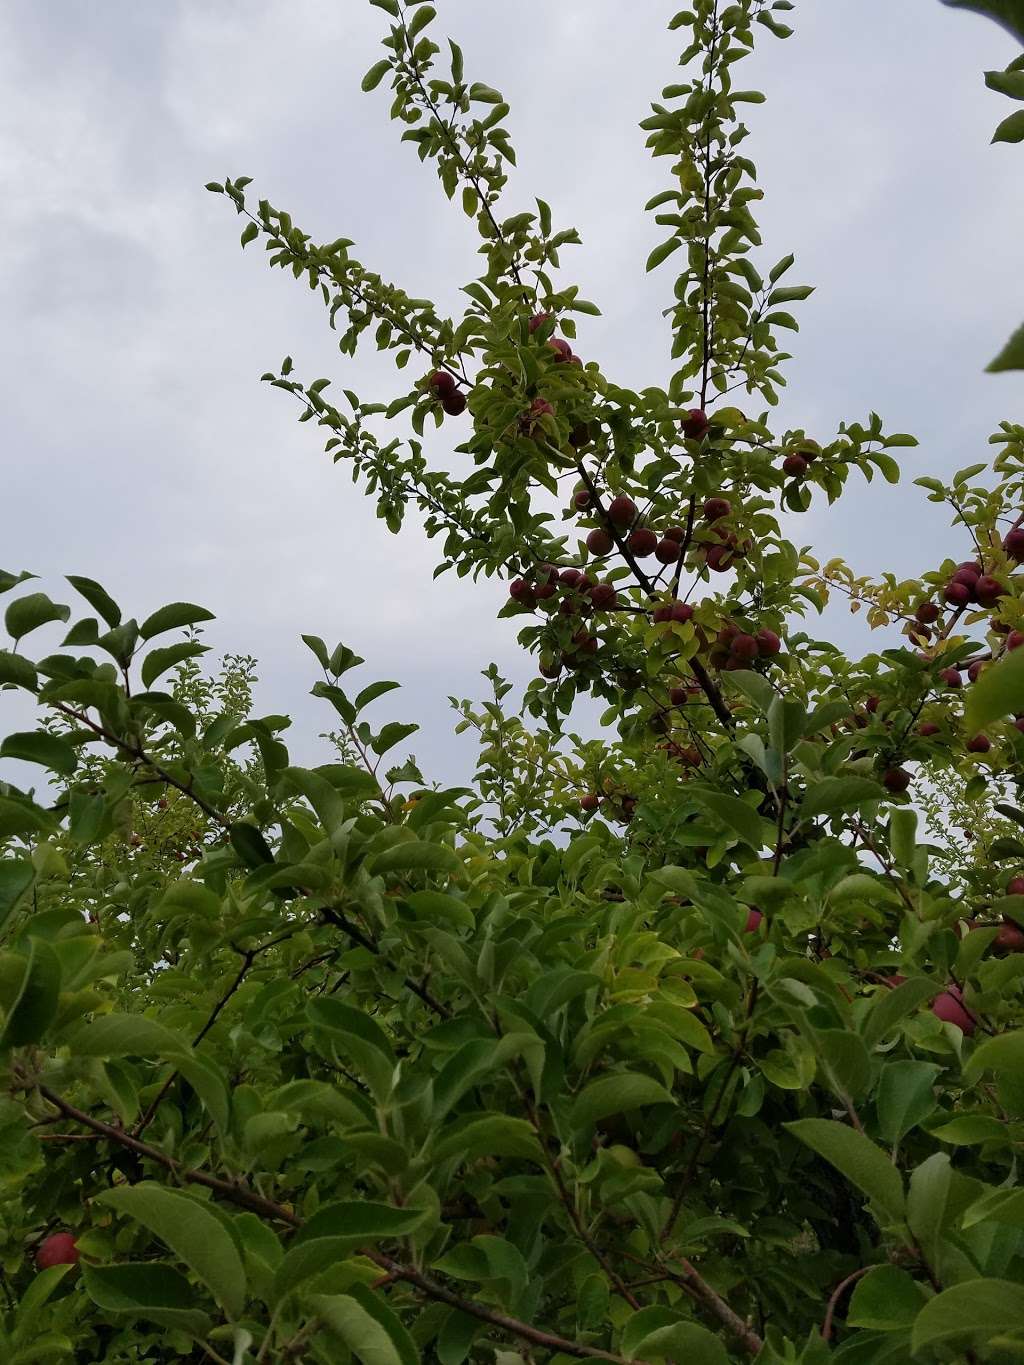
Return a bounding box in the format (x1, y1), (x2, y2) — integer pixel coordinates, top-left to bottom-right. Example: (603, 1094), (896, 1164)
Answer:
(694, 791), (766, 849)
(405, 890), (475, 930)
(362, 59), (391, 92)
(139, 602), (215, 640)
(907, 1152), (950, 1261)
(633, 1321), (729, 1364)
(993, 108), (1024, 141)
(799, 776), (883, 820)
(141, 642), (208, 689)
(66, 1014), (185, 1057)
(0, 651), (37, 691)
(963, 1186), (1024, 1228)
(816, 1029), (872, 1100)
(0, 940), (61, 1050)
(876, 1061), (940, 1144)
(4, 593), (70, 643)
(372, 841), (459, 875)
(911, 1277), (1024, 1353)
(571, 1071), (674, 1128)
(0, 732), (78, 777)
(276, 1204), (424, 1301)
(939, 0), (1024, 43)
(846, 1265), (926, 1330)
(0, 859), (34, 929)
(965, 647), (1024, 733)
(785, 1119), (904, 1223)
(96, 1184), (246, 1319)
(861, 978), (936, 1048)
(312, 1283), (419, 1365)
(988, 320), (1024, 373)
(306, 997), (396, 1102)
(433, 1115), (544, 1164)
(66, 575), (121, 628)
(82, 1262), (211, 1337)
(928, 1114), (1006, 1144)
(646, 237), (682, 271)
(965, 1028), (1024, 1082)
(371, 722), (418, 756)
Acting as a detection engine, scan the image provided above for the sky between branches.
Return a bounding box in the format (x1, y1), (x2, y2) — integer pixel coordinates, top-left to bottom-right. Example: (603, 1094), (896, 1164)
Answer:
(1, 0), (1022, 786)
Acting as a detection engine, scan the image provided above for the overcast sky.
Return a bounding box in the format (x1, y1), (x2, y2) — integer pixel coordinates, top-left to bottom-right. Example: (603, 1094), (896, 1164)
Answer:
(2, 0), (1022, 788)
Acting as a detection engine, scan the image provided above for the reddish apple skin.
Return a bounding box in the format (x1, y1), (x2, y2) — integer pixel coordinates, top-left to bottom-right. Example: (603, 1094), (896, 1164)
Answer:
(547, 337), (573, 362)
(441, 389), (467, 416)
(975, 575), (1003, 606)
(669, 686), (688, 706)
(1003, 527), (1024, 560)
(703, 497), (731, 521)
(967, 660), (986, 684)
(939, 667), (962, 689)
(607, 495), (637, 527)
(916, 601), (940, 624)
(883, 767), (911, 794)
(943, 580), (972, 607)
(586, 528), (614, 556)
(528, 312), (552, 333)
(744, 908), (763, 933)
(730, 633), (759, 662)
(883, 974), (907, 989)
(918, 722), (940, 737)
(756, 628), (781, 656)
(671, 601), (694, 624)
(574, 489), (591, 510)
(628, 527), (658, 557)
(664, 526), (687, 543)
(995, 920), (1024, 954)
(932, 984), (976, 1036)
(428, 369), (456, 397)
(589, 583), (618, 610)
(1008, 630), (1024, 651)
(1008, 877), (1024, 896)
(783, 453), (808, 478)
(967, 734), (992, 754)
(580, 793), (600, 813)
(655, 538), (681, 564)
(682, 408), (709, 439)
(37, 1232), (79, 1270)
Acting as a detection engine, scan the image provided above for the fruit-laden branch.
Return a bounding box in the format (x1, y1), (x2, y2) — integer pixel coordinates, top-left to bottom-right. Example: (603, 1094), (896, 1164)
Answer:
(26, 1080), (648, 1365)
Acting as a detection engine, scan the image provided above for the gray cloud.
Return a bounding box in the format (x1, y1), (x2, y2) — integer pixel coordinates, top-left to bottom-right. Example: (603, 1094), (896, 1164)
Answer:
(1, 0), (1021, 786)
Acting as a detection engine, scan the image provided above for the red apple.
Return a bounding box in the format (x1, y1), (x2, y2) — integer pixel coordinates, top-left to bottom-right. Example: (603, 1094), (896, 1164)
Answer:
(682, 408), (709, 439)
(1008, 877), (1024, 896)
(782, 453), (808, 478)
(756, 628), (781, 656)
(528, 312), (552, 333)
(589, 583), (618, 610)
(995, 920), (1024, 954)
(744, 908), (763, 933)
(37, 1232), (79, 1270)
(581, 793), (600, 813)
(607, 495), (637, 527)
(671, 601), (694, 624)
(943, 581), (972, 607)
(428, 369), (456, 397)
(975, 576), (1003, 607)
(442, 389), (467, 416)
(586, 528), (614, 556)
(967, 734), (992, 754)
(883, 767), (911, 794)
(918, 721), (940, 737)
(916, 601), (940, 624)
(932, 984), (976, 1036)
(547, 337), (573, 362)
(703, 497), (731, 521)
(655, 538), (681, 564)
(730, 633), (759, 662)
(939, 667), (962, 689)
(573, 489), (591, 510)
(628, 527), (658, 557)
(1007, 630), (1024, 651)
(1003, 527), (1024, 561)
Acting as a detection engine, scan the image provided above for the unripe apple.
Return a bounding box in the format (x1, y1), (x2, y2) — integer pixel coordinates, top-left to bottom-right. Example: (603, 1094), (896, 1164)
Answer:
(782, 453), (808, 478)
(581, 793), (600, 812)
(730, 633), (759, 662)
(703, 497), (731, 521)
(943, 580), (972, 607)
(428, 369), (456, 397)
(975, 575), (1003, 607)
(1008, 876), (1024, 896)
(574, 489), (591, 510)
(586, 528), (614, 556)
(932, 984), (975, 1035)
(682, 408), (709, 439)
(916, 601), (940, 624)
(918, 721), (940, 737)
(967, 733), (992, 754)
(883, 767), (911, 794)
(589, 583), (618, 610)
(607, 495), (637, 526)
(655, 538), (681, 564)
(744, 908), (763, 933)
(628, 527), (658, 557)
(756, 628), (781, 656)
(671, 601), (694, 623)
(939, 667), (962, 689)
(1004, 526), (1024, 561)
(442, 389), (467, 416)
(1008, 630), (1024, 651)
(528, 312), (552, 333)
(37, 1232), (79, 1270)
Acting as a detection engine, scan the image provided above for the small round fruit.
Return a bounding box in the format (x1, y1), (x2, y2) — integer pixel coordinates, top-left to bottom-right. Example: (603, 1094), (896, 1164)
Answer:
(883, 767), (911, 794)
(744, 908), (763, 933)
(607, 495), (637, 526)
(509, 578), (532, 601)
(539, 657), (561, 679)
(939, 667), (962, 689)
(573, 489), (591, 510)
(559, 568), (582, 587)
(528, 312), (552, 333)
(37, 1232), (79, 1270)
(1003, 526), (1024, 560)
(932, 984), (975, 1036)
(653, 605), (673, 623)
(442, 389), (467, 416)
(996, 920), (1024, 953)
(1007, 876), (1024, 896)
(671, 601), (694, 624)
(782, 453), (808, 478)
(581, 793), (600, 813)
(918, 721), (940, 737)
(682, 408), (709, 439)
(703, 497), (731, 521)
(883, 974), (907, 989)
(967, 734), (992, 754)
(655, 538), (681, 564)
(1007, 630), (1024, 651)
(547, 337), (573, 362)
(975, 575), (1003, 607)
(664, 525), (687, 543)
(916, 601), (940, 624)
(756, 628), (781, 656)
(669, 686), (688, 706)
(428, 369), (456, 397)
(628, 527), (658, 557)
(967, 660), (986, 684)
(586, 528), (614, 556)
(589, 582), (618, 610)
(569, 422), (592, 448)
(730, 633), (759, 662)
(865, 695), (880, 713)
(943, 580), (972, 607)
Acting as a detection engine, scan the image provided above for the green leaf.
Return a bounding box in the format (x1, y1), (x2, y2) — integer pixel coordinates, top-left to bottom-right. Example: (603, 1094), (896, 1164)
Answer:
(67, 1014), (185, 1058)
(240, 222), (259, 247)
(785, 1119), (904, 1224)
(362, 59), (391, 92)
(988, 320), (1024, 373)
(876, 1061), (940, 1144)
(911, 1277), (1024, 1353)
(405, 890), (475, 930)
(768, 252), (795, 282)
(646, 237), (682, 271)
(0, 731), (78, 777)
(139, 602), (215, 641)
(962, 1186), (1024, 1229)
(141, 642), (208, 689)
(354, 680), (401, 712)
(993, 108), (1024, 142)
(939, 0), (1024, 43)
(928, 1114), (1006, 1144)
(66, 575), (121, 628)
(816, 1029), (872, 1101)
(407, 4), (435, 37)
(800, 776), (883, 820)
(847, 1265), (926, 1330)
(694, 791), (766, 849)
(96, 1184), (246, 1319)
(370, 721), (418, 756)
(82, 1262), (211, 1338)
(433, 1115), (544, 1165)
(986, 67), (1024, 99)
(571, 1071), (674, 1128)
(312, 1284), (419, 1365)
(276, 1205), (424, 1301)
(965, 1029), (1024, 1082)
(632, 1321), (729, 1364)
(0, 651), (37, 691)
(967, 649), (1024, 734)
(5, 593), (70, 643)
(0, 859), (34, 929)
(306, 998), (396, 1102)
(861, 977), (937, 1049)
(372, 841), (459, 875)
(0, 940), (61, 1050)
(230, 823), (274, 868)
